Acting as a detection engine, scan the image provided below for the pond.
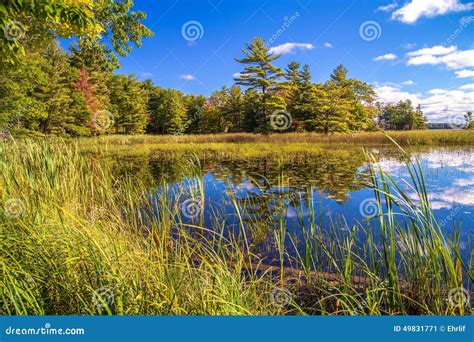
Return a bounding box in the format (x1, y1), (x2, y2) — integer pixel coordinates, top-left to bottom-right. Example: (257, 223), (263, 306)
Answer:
(106, 146), (474, 264)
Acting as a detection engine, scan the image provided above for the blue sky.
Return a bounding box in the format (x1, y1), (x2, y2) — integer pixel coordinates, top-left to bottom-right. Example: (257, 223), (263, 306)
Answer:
(117, 0), (474, 122)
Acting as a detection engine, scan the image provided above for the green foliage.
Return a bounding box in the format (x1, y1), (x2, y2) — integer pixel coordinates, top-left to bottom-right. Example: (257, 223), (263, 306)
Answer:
(303, 82), (354, 134)
(379, 100), (427, 130)
(0, 12), (430, 138)
(0, 43), (91, 136)
(221, 85), (244, 132)
(1, 0), (153, 70)
(235, 37), (286, 130)
(148, 88), (188, 134)
(0, 0), (100, 65)
(70, 0), (154, 72)
(465, 111), (473, 129)
(108, 75), (149, 134)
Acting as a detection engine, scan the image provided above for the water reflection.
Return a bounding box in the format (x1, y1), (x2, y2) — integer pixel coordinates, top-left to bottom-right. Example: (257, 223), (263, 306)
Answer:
(105, 147), (474, 257)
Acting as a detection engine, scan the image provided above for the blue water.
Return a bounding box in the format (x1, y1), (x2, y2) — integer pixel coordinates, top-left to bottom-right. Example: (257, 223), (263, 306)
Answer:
(146, 148), (473, 260)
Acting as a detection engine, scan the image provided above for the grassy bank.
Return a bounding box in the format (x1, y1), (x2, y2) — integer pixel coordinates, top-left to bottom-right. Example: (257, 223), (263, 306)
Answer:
(78, 130), (474, 148)
(0, 140), (472, 315)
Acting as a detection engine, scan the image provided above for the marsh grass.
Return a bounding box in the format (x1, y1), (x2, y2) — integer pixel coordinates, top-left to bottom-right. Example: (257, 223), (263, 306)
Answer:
(0, 139), (472, 315)
(77, 130), (474, 150)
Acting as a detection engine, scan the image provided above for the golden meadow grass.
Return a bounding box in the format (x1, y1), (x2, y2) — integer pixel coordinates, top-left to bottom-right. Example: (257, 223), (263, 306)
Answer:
(0, 137), (472, 315)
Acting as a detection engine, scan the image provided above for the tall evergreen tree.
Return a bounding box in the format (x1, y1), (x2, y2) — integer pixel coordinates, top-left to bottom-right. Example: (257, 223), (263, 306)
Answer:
(222, 85), (244, 132)
(292, 64), (314, 126)
(303, 82), (354, 134)
(234, 37), (285, 131)
(108, 74), (148, 134)
(147, 88), (187, 134)
(242, 89), (261, 132)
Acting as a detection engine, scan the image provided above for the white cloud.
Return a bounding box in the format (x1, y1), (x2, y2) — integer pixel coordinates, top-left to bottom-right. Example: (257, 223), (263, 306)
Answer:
(407, 54), (440, 66)
(179, 74), (196, 81)
(140, 71), (153, 79)
(437, 50), (474, 69)
(406, 45), (474, 70)
(375, 85), (474, 122)
(455, 69), (474, 78)
(407, 45), (457, 57)
(374, 53), (398, 61)
(427, 88), (448, 95)
(392, 0), (474, 24)
(324, 42), (333, 48)
(269, 42), (315, 55)
(459, 83), (474, 90)
(377, 1), (399, 12)
(375, 85), (422, 104)
(401, 80), (415, 85)
(232, 72), (242, 79)
(402, 42), (417, 49)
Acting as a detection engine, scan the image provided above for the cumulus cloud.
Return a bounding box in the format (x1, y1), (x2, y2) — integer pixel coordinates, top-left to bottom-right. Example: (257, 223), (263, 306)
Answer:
(455, 69), (474, 78)
(324, 42), (333, 48)
(374, 53), (398, 61)
(401, 80), (415, 85)
(269, 42), (315, 55)
(406, 45), (457, 57)
(377, 1), (399, 12)
(391, 0), (474, 24)
(459, 83), (474, 90)
(179, 74), (196, 81)
(375, 84), (474, 122)
(406, 45), (474, 70)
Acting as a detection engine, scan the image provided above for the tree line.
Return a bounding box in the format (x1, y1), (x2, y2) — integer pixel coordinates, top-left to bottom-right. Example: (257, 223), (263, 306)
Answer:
(1, 2), (432, 137)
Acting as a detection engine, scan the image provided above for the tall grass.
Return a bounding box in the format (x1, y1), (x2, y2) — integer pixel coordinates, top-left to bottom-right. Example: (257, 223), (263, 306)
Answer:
(78, 130), (474, 148)
(0, 140), (472, 315)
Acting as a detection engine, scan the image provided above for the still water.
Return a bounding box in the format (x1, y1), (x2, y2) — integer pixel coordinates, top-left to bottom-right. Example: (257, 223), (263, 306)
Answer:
(111, 147), (474, 259)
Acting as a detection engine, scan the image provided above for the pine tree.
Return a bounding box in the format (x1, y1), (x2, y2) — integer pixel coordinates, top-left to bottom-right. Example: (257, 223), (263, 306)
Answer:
(329, 64), (376, 131)
(235, 37), (285, 131)
(108, 75), (148, 134)
(304, 82), (354, 134)
(147, 88), (187, 134)
(330, 64), (349, 85)
(242, 89), (261, 132)
(293, 64), (314, 125)
(39, 43), (92, 135)
(283, 61), (301, 122)
(222, 85), (244, 132)
(413, 104), (427, 129)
